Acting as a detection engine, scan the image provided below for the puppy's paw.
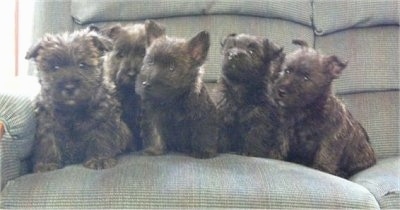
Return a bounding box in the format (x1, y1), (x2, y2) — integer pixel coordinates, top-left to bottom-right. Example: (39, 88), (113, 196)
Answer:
(142, 146), (165, 156)
(83, 157), (117, 170)
(33, 162), (60, 173)
(191, 150), (217, 159)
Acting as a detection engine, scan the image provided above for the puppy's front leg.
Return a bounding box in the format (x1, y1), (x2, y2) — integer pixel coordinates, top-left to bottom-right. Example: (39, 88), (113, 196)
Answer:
(190, 106), (219, 159)
(140, 110), (166, 156)
(33, 110), (63, 173)
(83, 119), (130, 170)
(312, 135), (346, 177)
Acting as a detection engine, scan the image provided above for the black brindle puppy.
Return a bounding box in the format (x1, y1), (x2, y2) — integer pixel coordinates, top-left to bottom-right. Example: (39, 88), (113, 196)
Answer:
(271, 40), (376, 178)
(102, 23), (146, 151)
(135, 20), (218, 158)
(26, 28), (131, 172)
(216, 33), (287, 159)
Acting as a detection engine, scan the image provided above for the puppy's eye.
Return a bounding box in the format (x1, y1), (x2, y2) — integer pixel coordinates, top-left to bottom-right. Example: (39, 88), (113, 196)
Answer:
(147, 57), (154, 66)
(79, 63), (89, 69)
(169, 63), (175, 72)
(303, 75), (310, 81)
(247, 43), (258, 55)
(137, 47), (146, 57)
(53, 65), (60, 71)
(116, 51), (124, 59)
(284, 68), (292, 74)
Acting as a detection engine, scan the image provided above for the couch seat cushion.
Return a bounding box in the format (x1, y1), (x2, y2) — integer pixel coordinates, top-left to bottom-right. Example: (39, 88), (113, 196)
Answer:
(351, 156), (400, 209)
(1, 153), (378, 209)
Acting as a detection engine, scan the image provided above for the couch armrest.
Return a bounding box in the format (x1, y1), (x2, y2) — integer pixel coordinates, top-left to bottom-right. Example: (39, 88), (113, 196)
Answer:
(0, 76), (39, 189)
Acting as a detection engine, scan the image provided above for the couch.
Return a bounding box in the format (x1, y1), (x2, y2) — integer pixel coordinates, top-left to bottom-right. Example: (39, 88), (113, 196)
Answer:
(1, 0), (399, 208)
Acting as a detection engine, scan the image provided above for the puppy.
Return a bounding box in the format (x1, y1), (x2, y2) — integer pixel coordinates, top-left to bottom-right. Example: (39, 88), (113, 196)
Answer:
(26, 27), (132, 172)
(271, 40), (376, 178)
(135, 20), (218, 158)
(102, 23), (146, 150)
(216, 33), (287, 159)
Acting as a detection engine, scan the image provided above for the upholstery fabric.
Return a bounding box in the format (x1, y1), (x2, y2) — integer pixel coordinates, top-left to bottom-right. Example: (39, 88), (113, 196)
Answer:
(351, 157), (400, 209)
(340, 91), (399, 159)
(32, 0), (73, 39)
(71, 0), (313, 26)
(315, 26), (399, 94)
(29, 0), (74, 75)
(1, 154), (379, 209)
(0, 77), (39, 189)
(313, 0), (399, 35)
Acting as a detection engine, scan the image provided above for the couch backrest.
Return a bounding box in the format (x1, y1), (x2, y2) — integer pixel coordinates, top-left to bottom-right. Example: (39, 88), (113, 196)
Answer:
(312, 0), (399, 159)
(31, 0), (399, 159)
(32, 0), (315, 82)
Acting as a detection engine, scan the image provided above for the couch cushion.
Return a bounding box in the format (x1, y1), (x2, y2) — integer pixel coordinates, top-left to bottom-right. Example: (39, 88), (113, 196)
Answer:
(351, 157), (400, 209)
(313, 0), (399, 35)
(340, 91), (399, 159)
(71, 0), (313, 27)
(1, 153), (379, 209)
(315, 26), (399, 94)
(32, 0), (73, 38)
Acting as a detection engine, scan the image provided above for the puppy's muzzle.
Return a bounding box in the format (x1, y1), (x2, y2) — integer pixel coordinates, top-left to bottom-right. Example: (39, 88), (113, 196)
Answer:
(226, 48), (241, 61)
(60, 80), (80, 97)
(228, 52), (238, 60)
(142, 81), (151, 88)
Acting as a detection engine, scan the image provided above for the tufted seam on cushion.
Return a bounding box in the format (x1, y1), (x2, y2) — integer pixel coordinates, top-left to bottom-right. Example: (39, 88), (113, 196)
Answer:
(71, 0), (313, 27)
(312, 0), (399, 36)
(355, 179), (399, 199)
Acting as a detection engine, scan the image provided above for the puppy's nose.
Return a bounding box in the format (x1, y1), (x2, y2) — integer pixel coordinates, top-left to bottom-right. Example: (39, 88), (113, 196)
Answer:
(228, 51), (238, 60)
(64, 83), (76, 91)
(278, 88), (286, 98)
(62, 83), (77, 95)
(127, 70), (136, 77)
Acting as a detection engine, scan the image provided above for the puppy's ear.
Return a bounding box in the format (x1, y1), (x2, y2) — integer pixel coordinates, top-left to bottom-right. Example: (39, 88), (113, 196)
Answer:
(100, 24), (123, 40)
(25, 40), (43, 61)
(292, 39), (309, 48)
(324, 55), (348, 79)
(263, 39), (284, 60)
(88, 24), (100, 32)
(219, 33), (236, 54)
(188, 30), (210, 67)
(90, 34), (113, 55)
(144, 20), (166, 46)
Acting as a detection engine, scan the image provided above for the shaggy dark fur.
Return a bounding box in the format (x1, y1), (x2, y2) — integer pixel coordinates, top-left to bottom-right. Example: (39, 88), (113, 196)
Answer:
(26, 28), (132, 172)
(101, 23), (146, 150)
(135, 20), (218, 158)
(271, 40), (376, 178)
(216, 33), (287, 159)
